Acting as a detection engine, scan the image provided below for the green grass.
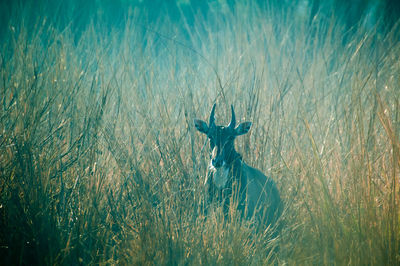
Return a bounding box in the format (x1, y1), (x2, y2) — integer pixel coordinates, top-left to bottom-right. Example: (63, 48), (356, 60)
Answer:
(1, 2), (399, 265)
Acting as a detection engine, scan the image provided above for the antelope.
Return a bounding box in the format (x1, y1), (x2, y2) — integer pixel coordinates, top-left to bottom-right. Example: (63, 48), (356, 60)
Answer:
(194, 104), (282, 228)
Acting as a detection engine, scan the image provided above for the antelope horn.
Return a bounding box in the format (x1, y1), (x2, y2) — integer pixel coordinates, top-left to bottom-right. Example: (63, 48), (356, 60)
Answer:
(209, 103), (216, 126)
(228, 105), (236, 129)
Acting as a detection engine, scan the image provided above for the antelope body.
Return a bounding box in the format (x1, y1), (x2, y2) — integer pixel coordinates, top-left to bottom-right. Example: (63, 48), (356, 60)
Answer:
(194, 104), (282, 227)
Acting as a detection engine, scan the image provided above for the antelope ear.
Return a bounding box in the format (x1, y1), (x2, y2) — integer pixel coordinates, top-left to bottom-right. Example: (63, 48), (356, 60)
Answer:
(235, 122), (252, 136)
(194, 119), (209, 135)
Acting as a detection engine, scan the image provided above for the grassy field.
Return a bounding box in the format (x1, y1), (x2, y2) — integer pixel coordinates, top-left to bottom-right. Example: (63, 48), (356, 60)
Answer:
(1, 1), (399, 265)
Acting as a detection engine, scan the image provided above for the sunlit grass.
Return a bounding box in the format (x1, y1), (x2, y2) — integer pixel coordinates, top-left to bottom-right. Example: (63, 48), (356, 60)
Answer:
(0, 2), (399, 265)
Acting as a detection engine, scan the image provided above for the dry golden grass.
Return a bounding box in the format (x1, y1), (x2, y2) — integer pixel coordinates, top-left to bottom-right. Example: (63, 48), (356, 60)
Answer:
(0, 2), (399, 265)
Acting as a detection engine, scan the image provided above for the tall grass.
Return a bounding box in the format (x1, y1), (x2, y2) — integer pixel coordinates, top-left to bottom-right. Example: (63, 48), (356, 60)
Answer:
(1, 2), (399, 265)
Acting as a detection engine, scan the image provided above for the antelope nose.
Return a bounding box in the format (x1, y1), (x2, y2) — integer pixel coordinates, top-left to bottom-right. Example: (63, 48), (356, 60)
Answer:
(212, 158), (223, 168)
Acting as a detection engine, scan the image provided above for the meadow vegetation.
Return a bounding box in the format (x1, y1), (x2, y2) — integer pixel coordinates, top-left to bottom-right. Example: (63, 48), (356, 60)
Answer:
(0, 1), (399, 265)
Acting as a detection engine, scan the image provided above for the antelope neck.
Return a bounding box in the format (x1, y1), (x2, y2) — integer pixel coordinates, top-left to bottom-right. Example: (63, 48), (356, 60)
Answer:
(225, 151), (242, 168)
(213, 151), (242, 170)
(210, 153), (243, 189)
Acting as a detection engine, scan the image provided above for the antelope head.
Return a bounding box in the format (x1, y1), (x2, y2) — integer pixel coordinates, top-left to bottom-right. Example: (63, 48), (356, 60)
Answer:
(194, 104), (252, 187)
